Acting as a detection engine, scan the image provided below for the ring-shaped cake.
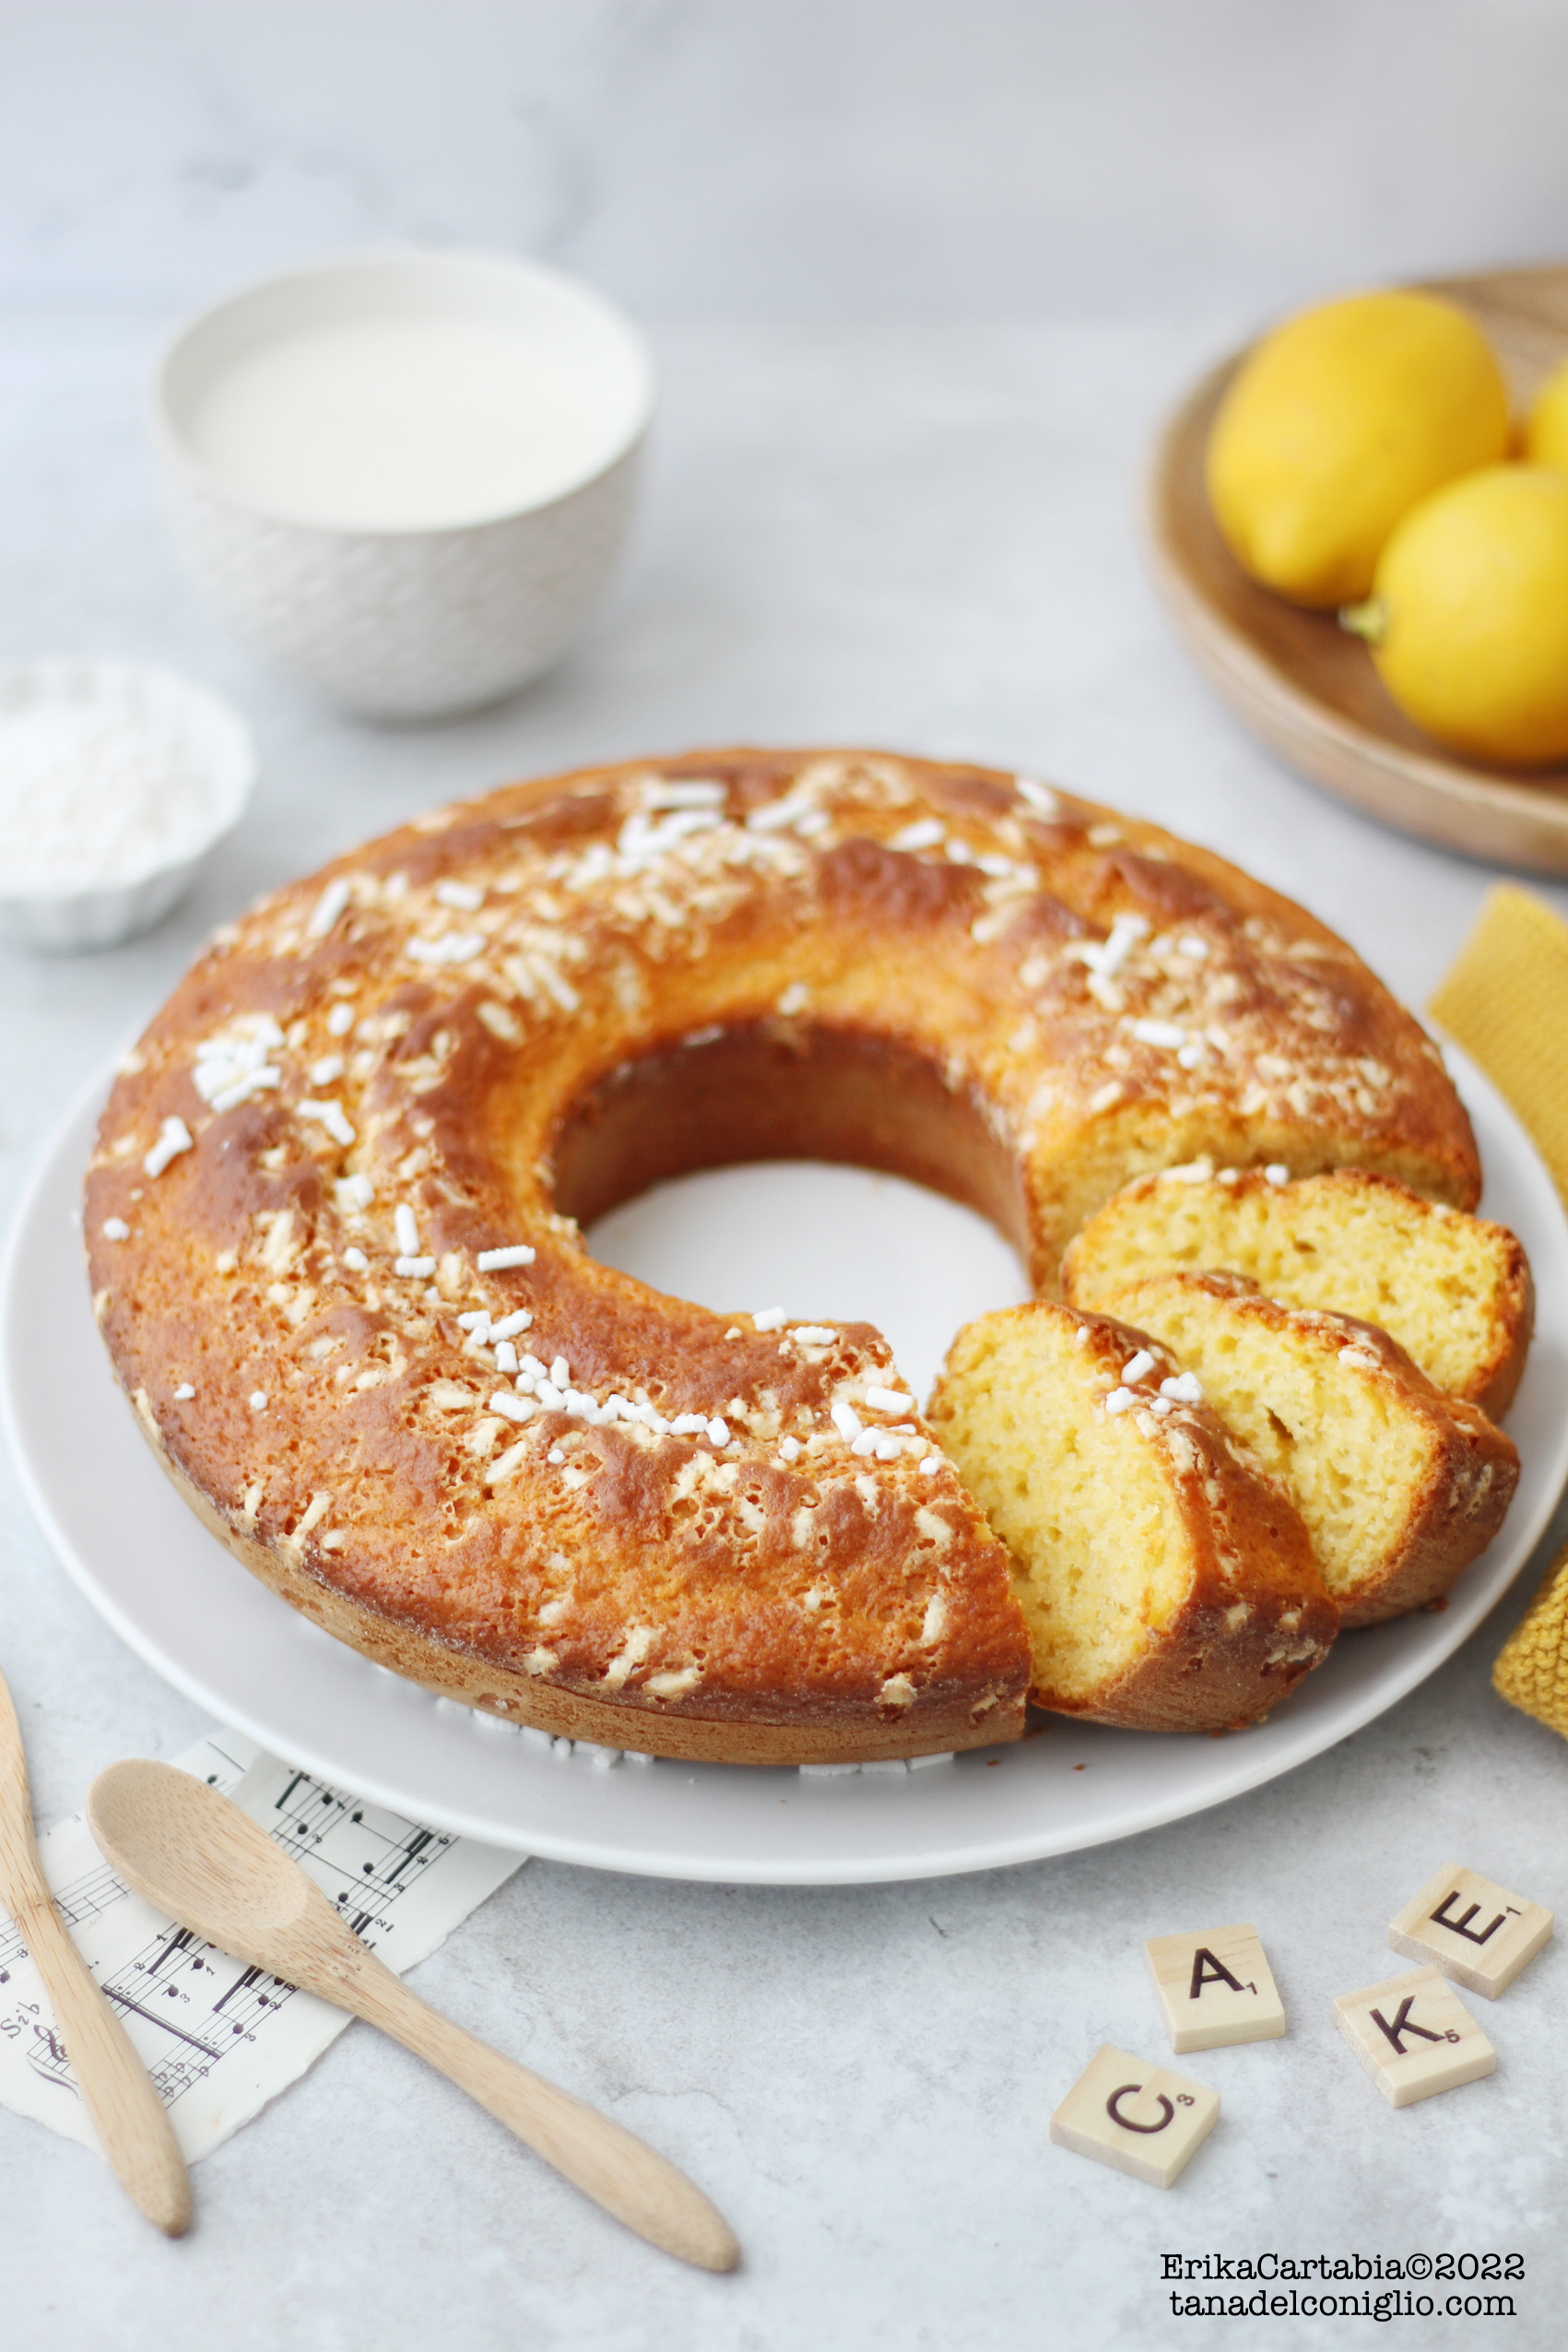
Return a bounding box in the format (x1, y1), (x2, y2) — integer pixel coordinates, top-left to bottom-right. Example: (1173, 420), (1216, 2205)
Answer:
(85, 749), (1480, 1762)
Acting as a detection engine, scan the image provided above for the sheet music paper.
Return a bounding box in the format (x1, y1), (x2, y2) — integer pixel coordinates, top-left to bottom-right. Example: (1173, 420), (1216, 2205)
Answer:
(0, 1730), (524, 2163)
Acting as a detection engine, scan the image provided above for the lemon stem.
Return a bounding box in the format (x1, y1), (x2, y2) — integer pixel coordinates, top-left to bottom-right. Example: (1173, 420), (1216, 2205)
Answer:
(1338, 596), (1388, 647)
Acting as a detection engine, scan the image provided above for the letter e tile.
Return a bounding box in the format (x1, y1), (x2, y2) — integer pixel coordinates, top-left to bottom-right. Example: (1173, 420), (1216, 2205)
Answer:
(1144, 1922), (1286, 2051)
(1388, 1862), (1552, 1998)
(1049, 2045), (1219, 2187)
(1333, 1967), (1495, 2108)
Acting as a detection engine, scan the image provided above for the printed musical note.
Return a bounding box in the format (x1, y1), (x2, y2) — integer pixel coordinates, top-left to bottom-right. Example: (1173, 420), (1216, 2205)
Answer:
(0, 1730), (522, 2161)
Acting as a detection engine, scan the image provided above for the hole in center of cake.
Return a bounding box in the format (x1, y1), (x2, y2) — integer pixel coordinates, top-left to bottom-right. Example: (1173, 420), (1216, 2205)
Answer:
(586, 1162), (1031, 1405)
(554, 1020), (1033, 1399)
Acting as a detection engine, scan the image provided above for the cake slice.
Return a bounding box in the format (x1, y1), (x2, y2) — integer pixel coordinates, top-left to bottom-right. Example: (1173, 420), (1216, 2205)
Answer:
(1060, 1167), (1532, 1417)
(926, 1301), (1337, 1731)
(1097, 1271), (1519, 1626)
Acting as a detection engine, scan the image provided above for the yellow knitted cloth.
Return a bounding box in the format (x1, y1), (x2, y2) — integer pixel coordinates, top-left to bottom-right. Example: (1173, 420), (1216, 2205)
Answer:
(1430, 883), (1568, 1209)
(1494, 1540), (1568, 1733)
(1431, 883), (1568, 1741)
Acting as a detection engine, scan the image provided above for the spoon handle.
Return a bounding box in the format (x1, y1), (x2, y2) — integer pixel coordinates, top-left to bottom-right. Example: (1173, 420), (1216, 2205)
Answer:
(6, 1880), (193, 2237)
(343, 1953), (737, 2272)
(0, 1683), (190, 2235)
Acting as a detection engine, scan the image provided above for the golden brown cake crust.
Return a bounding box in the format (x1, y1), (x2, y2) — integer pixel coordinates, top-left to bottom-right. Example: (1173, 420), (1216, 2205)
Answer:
(84, 749), (1477, 1758)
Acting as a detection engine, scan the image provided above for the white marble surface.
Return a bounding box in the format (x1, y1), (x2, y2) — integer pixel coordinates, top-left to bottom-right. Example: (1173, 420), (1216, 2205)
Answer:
(8, 0), (1568, 325)
(6, 7), (1568, 2346)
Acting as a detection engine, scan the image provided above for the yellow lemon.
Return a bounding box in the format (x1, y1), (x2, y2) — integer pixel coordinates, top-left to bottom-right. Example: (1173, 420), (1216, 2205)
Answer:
(1206, 290), (1510, 609)
(1342, 465), (1568, 768)
(1525, 353), (1568, 473)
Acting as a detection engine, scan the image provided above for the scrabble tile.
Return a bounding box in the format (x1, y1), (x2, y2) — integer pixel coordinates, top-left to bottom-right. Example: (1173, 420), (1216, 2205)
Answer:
(1144, 1922), (1286, 2051)
(1333, 1967), (1495, 2108)
(1388, 1862), (1553, 1998)
(1049, 2045), (1220, 2187)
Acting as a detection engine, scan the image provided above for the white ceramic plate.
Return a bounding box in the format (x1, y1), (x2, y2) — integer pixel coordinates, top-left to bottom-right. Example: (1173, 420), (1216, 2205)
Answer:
(5, 1049), (1565, 1885)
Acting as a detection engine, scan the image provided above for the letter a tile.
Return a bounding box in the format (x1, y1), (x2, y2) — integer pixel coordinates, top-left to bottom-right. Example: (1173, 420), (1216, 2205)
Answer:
(1143, 1922), (1286, 2051)
(1333, 1967), (1495, 2108)
(1388, 1862), (1552, 1998)
(1049, 2045), (1219, 2187)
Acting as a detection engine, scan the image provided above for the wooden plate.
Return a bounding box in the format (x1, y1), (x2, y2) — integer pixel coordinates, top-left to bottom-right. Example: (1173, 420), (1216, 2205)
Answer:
(1145, 264), (1568, 872)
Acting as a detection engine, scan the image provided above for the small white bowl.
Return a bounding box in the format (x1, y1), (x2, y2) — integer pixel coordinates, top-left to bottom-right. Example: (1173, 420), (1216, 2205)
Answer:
(151, 250), (657, 720)
(0, 659), (255, 953)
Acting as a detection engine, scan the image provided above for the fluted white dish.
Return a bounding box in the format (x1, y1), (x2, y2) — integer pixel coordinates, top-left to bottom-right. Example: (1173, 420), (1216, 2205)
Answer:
(151, 251), (656, 720)
(0, 659), (255, 953)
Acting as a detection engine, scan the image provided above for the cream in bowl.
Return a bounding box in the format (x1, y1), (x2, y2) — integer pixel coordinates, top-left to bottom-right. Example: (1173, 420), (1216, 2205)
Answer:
(153, 251), (656, 719)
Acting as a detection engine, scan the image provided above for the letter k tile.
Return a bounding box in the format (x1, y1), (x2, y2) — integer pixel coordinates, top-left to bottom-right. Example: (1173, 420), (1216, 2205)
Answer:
(1333, 1966), (1495, 2107)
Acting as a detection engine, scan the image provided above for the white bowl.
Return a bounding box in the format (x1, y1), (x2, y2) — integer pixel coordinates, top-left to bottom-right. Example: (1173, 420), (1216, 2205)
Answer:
(0, 659), (256, 953)
(151, 250), (656, 720)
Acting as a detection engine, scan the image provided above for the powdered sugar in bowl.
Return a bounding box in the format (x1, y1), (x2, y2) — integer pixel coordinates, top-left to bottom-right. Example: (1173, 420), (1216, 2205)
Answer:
(0, 659), (255, 951)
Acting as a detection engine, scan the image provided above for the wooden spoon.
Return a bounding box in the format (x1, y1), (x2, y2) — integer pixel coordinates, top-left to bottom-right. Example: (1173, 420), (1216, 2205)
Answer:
(0, 1673), (191, 2235)
(86, 1758), (738, 2273)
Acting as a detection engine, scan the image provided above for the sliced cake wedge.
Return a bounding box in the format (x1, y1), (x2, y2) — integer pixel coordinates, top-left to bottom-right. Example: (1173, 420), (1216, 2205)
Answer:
(1097, 1271), (1519, 1626)
(926, 1301), (1338, 1732)
(1060, 1167), (1532, 1417)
